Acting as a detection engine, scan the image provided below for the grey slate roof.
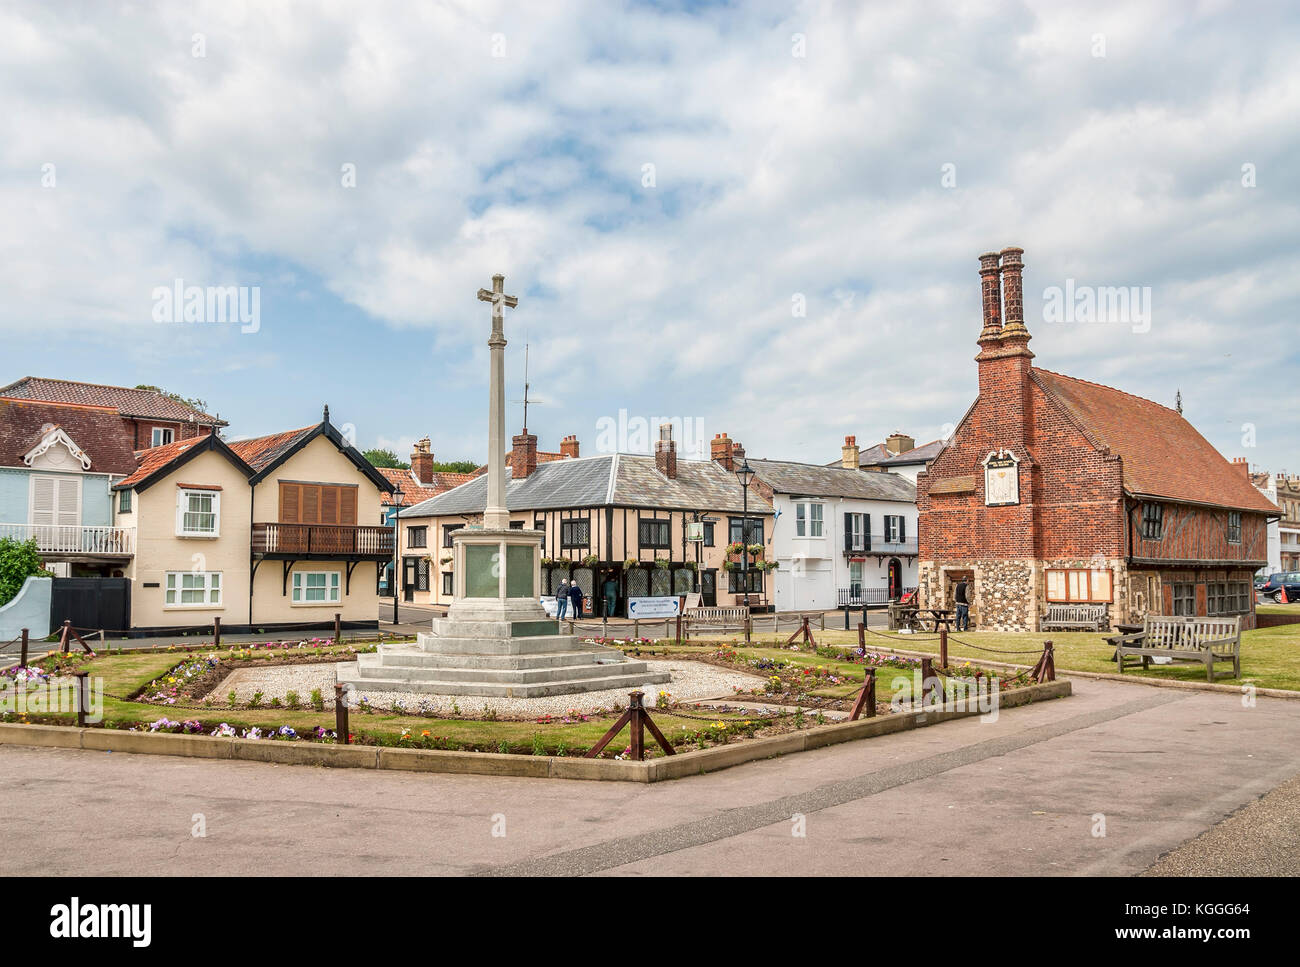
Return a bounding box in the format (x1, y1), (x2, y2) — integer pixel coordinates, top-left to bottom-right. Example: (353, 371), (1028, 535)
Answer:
(400, 452), (773, 519)
(868, 439), (946, 467)
(748, 458), (916, 503)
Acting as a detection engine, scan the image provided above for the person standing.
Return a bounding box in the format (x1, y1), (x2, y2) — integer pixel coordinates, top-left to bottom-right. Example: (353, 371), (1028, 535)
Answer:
(602, 575), (619, 618)
(568, 579), (586, 619)
(954, 578), (970, 632)
(555, 579), (569, 619)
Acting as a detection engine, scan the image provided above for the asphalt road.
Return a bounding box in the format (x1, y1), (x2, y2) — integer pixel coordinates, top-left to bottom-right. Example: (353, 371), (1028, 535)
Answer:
(1, 676), (1297, 876)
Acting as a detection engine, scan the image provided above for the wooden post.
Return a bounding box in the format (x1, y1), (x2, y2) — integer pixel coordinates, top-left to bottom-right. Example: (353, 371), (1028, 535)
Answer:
(74, 670), (88, 728)
(60, 619), (71, 654)
(633, 618), (640, 639)
(19, 628), (28, 667)
(334, 684), (350, 744)
(629, 690), (645, 761)
(744, 614), (752, 644)
(921, 656), (937, 706)
(861, 604), (868, 630)
(849, 669), (876, 720)
(844, 608), (850, 631)
(857, 622), (866, 651)
(213, 616), (221, 649)
(675, 612), (682, 643)
(939, 628), (948, 669)
(334, 612), (342, 645)
(820, 612), (825, 631)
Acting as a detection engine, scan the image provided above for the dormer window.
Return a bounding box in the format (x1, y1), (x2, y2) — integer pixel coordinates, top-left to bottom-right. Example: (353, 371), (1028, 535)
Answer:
(152, 427), (174, 447)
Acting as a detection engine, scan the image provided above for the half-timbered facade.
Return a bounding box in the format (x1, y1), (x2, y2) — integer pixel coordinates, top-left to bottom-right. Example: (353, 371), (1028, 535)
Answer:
(399, 427), (775, 613)
(916, 246), (1279, 631)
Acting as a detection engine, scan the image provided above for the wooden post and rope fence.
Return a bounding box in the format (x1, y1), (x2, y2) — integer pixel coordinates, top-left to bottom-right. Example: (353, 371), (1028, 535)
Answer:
(584, 690), (676, 761)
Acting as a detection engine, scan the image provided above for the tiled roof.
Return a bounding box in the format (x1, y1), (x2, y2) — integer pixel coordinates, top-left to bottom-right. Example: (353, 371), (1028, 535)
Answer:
(1033, 369), (1278, 515)
(227, 426), (316, 471)
(114, 438), (208, 489)
(401, 453), (774, 518)
(0, 377), (226, 426)
(747, 459), (916, 502)
(379, 467), (476, 506)
(0, 399), (140, 476)
(831, 439), (945, 469)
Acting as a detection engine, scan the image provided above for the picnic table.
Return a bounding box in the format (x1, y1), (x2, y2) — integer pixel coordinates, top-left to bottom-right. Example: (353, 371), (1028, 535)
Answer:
(1104, 623), (1145, 661)
(897, 606), (954, 632)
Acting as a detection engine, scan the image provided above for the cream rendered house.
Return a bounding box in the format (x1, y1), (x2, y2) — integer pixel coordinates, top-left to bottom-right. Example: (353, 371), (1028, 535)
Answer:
(113, 411), (393, 633)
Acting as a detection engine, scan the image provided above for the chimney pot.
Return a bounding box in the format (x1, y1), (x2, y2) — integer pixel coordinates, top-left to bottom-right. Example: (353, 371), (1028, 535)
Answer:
(560, 434), (580, 459)
(711, 432), (735, 472)
(842, 435), (861, 470)
(998, 246), (1028, 338)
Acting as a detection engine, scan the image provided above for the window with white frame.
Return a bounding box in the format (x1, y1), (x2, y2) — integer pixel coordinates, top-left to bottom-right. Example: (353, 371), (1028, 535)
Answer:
(292, 570), (341, 604)
(885, 515), (904, 543)
(152, 427), (174, 447)
(165, 571), (221, 607)
(795, 502), (823, 537)
(177, 488), (220, 536)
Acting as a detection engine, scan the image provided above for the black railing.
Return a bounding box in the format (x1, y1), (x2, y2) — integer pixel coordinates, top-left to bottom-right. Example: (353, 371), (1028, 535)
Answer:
(837, 586), (917, 607)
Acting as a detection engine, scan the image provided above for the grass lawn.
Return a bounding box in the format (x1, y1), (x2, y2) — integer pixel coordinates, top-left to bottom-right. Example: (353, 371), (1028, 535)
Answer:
(1257, 602), (1300, 615)
(690, 623), (1300, 691)
(6, 649), (768, 755)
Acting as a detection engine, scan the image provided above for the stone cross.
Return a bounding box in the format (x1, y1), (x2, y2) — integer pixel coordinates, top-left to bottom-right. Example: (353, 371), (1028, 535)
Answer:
(477, 273), (517, 530)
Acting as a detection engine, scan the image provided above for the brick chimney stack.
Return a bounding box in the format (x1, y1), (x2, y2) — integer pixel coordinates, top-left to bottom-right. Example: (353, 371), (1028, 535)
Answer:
(560, 434), (580, 459)
(978, 250), (1003, 346)
(1231, 456), (1251, 480)
(975, 246), (1035, 449)
(886, 432), (915, 455)
(655, 423), (678, 479)
(998, 247), (1030, 343)
(410, 437), (433, 485)
(841, 435), (860, 470)
(510, 427), (538, 479)
(711, 432), (735, 472)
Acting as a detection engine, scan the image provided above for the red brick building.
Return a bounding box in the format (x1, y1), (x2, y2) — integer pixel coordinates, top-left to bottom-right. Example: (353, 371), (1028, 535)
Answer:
(916, 247), (1278, 631)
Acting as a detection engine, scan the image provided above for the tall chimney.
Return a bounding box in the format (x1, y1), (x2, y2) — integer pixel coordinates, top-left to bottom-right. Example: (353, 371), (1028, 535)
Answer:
(999, 246), (1029, 340)
(1231, 456), (1250, 480)
(655, 423), (678, 479)
(410, 437), (433, 485)
(841, 435), (860, 470)
(978, 251), (1003, 346)
(560, 434), (580, 459)
(510, 428), (538, 479)
(711, 432), (735, 472)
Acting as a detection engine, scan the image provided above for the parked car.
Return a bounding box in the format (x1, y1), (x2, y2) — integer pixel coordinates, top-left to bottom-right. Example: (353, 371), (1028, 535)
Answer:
(1256, 572), (1300, 603)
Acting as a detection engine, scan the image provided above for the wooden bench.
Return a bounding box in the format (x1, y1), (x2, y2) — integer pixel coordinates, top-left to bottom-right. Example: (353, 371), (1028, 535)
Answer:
(1042, 603), (1109, 631)
(684, 606), (749, 636)
(1112, 615), (1241, 682)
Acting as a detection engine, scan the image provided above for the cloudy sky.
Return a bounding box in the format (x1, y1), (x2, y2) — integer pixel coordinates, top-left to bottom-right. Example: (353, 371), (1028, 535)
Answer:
(4, 0), (1297, 472)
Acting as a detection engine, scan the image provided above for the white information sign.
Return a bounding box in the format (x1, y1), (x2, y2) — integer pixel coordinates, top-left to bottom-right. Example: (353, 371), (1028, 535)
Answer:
(627, 596), (681, 618)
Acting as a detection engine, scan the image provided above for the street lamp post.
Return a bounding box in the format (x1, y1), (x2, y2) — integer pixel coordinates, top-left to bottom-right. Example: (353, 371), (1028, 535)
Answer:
(391, 487), (403, 625)
(736, 459), (755, 610)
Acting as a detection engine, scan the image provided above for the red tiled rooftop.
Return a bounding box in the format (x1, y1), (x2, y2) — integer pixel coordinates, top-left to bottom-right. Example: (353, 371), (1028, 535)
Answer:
(1033, 369), (1278, 515)
(0, 398), (140, 476)
(114, 438), (206, 489)
(227, 426), (316, 471)
(0, 377), (226, 425)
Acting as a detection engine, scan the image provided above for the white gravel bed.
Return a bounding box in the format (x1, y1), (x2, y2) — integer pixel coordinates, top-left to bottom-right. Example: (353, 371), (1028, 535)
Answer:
(206, 659), (763, 718)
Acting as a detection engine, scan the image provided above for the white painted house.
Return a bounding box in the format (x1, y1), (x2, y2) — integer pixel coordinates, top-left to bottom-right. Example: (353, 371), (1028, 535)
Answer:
(748, 458), (918, 612)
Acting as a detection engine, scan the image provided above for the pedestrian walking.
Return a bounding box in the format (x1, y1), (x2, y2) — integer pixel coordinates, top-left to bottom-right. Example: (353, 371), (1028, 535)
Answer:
(555, 579), (569, 619)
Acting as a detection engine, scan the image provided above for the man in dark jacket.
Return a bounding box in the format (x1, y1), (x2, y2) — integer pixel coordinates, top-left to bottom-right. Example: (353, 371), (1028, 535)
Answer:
(568, 580), (585, 619)
(954, 579), (970, 632)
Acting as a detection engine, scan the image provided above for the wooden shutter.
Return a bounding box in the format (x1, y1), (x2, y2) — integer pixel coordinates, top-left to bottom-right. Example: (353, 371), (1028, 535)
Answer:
(280, 483), (300, 523)
(899, 516), (906, 543)
(340, 487), (357, 525)
(31, 476), (56, 526)
(844, 513), (853, 552)
(864, 514), (871, 546)
(321, 485), (339, 524)
(302, 485), (320, 523)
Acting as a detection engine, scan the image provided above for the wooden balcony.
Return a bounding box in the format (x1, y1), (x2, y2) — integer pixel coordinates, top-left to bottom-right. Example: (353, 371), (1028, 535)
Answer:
(252, 523), (394, 559)
(0, 522), (134, 559)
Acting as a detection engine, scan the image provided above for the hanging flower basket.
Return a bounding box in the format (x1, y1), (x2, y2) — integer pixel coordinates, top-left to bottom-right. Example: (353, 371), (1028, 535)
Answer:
(581, 554), (600, 567)
(622, 558), (638, 571)
(654, 557), (672, 569)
